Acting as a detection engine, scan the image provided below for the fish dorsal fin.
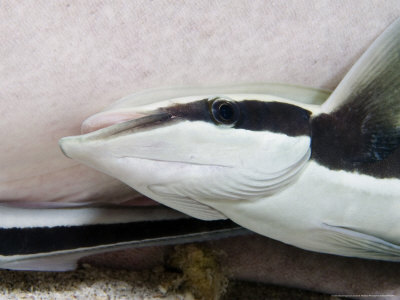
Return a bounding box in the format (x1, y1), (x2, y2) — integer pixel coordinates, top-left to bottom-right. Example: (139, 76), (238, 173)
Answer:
(312, 19), (400, 176)
(321, 18), (400, 114)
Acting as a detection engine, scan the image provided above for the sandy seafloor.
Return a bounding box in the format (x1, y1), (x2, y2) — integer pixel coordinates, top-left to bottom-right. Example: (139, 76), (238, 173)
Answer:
(0, 244), (340, 300)
(0, 236), (351, 300)
(0, 266), (339, 300)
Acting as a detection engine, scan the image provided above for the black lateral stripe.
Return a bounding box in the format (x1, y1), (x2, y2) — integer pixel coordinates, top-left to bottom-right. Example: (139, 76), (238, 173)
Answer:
(236, 101), (311, 136)
(0, 219), (241, 256)
(164, 99), (311, 137)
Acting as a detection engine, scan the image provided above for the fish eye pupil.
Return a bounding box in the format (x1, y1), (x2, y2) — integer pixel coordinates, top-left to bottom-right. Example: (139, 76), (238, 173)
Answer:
(219, 103), (234, 121)
(210, 98), (240, 126)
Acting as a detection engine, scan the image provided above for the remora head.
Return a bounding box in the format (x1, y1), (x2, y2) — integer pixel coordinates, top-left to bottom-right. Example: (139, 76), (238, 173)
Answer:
(59, 93), (315, 219)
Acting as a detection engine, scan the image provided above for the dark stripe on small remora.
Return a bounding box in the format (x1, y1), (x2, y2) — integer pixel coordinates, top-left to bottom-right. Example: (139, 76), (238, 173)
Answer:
(0, 219), (240, 256)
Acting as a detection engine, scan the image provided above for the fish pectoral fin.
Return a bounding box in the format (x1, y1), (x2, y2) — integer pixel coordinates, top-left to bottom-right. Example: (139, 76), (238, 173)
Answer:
(321, 223), (400, 261)
(314, 18), (400, 166)
(148, 184), (227, 220)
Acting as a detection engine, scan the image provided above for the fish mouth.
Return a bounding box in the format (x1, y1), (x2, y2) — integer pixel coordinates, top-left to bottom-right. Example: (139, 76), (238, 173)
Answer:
(59, 112), (172, 158)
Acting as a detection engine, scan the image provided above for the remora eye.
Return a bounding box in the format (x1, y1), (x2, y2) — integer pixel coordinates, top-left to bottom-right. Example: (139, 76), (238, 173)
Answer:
(210, 98), (240, 126)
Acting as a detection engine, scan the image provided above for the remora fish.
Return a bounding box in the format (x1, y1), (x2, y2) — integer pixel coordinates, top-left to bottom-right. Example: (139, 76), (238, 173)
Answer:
(60, 18), (400, 261)
(0, 205), (246, 271)
(0, 84), (328, 272)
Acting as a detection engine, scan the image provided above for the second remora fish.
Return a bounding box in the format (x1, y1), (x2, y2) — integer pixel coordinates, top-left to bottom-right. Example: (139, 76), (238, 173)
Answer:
(60, 19), (400, 261)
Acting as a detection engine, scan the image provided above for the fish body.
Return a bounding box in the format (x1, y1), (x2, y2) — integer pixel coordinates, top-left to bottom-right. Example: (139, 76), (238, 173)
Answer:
(0, 205), (247, 271)
(0, 84), (328, 272)
(60, 18), (400, 261)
